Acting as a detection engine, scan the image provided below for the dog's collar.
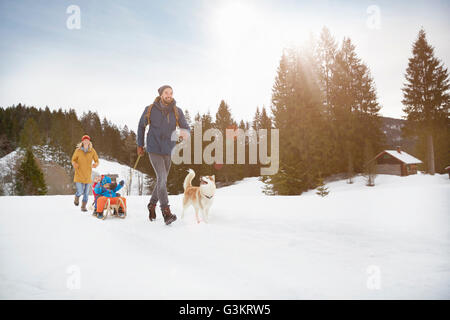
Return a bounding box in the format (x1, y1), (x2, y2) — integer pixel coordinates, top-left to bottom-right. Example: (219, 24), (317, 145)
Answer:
(200, 191), (213, 199)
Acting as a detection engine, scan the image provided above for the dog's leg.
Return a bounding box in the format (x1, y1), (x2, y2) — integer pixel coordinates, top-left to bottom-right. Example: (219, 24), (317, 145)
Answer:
(181, 196), (188, 219)
(194, 206), (200, 224)
(203, 207), (209, 224)
(200, 209), (207, 224)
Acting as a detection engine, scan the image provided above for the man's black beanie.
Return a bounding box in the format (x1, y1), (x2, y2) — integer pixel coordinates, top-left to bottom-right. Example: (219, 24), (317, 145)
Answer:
(158, 85), (172, 96)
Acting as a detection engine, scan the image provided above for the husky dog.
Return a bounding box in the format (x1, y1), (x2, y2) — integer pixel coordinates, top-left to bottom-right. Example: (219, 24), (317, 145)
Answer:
(182, 169), (216, 223)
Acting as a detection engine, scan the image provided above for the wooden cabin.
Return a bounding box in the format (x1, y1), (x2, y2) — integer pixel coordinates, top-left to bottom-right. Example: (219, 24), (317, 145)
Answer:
(371, 147), (422, 176)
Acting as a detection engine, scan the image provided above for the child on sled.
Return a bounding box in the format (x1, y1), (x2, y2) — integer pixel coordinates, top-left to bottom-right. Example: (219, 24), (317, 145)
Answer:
(94, 175), (127, 219)
(91, 175), (103, 214)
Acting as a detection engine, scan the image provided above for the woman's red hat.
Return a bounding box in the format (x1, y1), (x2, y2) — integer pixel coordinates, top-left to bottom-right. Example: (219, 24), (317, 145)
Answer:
(81, 135), (90, 141)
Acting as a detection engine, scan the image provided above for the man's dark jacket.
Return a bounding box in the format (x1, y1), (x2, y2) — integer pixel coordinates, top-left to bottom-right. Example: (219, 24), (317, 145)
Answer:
(137, 96), (190, 155)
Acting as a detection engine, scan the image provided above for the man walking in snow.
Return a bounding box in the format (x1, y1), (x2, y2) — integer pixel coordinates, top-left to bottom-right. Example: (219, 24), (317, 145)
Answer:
(136, 85), (190, 225)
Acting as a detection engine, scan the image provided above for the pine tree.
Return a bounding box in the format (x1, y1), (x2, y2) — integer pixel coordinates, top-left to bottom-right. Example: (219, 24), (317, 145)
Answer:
(201, 111), (214, 130)
(330, 38), (360, 178)
(124, 134), (137, 166)
(101, 117), (113, 158)
(15, 148), (47, 195)
(258, 106), (273, 169)
(109, 123), (124, 162)
(316, 27), (338, 111)
(259, 106), (272, 129)
(0, 133), (13, 158)
(214, 100), (236, 183)
(49, 109), (71, 155)
(316, 175), (330, 197)
(329, 37), (382, 176)
(253, 106), (261, 130)
(38, 106), (52, 145)
(80, 111), (103, 152)
(19, 118), (42, 148)
(402, 28), (450, 175)
(271, 51), (291, 128)
(266, 48), (325, 195)
(215, 100), (234, 132)
(121, 125), (130, 140)
(66, 108), (84, 154)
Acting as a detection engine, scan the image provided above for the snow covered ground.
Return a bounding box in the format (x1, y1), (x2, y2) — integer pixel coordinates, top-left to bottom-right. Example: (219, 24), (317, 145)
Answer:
(0, 173), (448, 299)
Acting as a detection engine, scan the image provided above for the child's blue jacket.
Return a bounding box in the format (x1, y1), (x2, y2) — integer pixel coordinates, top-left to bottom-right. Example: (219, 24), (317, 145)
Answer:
(94, 176), (124, 198)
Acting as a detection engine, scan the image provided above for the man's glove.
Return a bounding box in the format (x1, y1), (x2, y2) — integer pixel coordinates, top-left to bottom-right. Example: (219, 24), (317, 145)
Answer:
(137, 146), (145, 156)
(119, 180), (124, 186)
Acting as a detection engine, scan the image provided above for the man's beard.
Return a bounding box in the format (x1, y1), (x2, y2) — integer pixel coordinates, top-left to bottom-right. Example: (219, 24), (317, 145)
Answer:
(162, 97), (173, 105)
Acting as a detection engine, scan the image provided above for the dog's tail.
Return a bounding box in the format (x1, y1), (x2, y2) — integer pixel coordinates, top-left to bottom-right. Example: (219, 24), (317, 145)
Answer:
(183, 169), (195, 191)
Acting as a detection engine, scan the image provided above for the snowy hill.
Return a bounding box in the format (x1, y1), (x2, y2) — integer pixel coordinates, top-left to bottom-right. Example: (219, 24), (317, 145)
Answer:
(0, 173), (448, 299)
(0, 148), (22, 195)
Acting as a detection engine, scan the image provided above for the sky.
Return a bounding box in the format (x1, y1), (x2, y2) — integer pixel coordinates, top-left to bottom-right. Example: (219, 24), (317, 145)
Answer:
(0, 0), (449, 131)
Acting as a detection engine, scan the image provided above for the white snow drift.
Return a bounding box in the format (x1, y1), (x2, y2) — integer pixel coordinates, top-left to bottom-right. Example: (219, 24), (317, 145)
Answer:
(0, 173), (448, 299)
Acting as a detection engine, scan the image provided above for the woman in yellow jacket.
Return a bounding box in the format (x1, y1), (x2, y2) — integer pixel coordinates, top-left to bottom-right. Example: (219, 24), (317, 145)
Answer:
(71, 135), (99, 211)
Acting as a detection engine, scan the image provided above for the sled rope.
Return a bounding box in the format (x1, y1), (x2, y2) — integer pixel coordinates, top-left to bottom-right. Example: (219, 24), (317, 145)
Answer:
(133, 154), (142, 170)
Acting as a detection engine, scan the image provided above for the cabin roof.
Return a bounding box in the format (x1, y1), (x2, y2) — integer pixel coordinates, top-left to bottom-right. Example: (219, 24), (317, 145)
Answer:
(376, 150), (422, 164)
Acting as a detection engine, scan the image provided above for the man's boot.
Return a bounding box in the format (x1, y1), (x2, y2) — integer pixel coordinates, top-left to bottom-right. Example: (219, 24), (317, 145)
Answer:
(148, 202), (157, 221)
(162, 206), (177, 225)
(81, 201), (88, 212)
(74, 195), (80, 206)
